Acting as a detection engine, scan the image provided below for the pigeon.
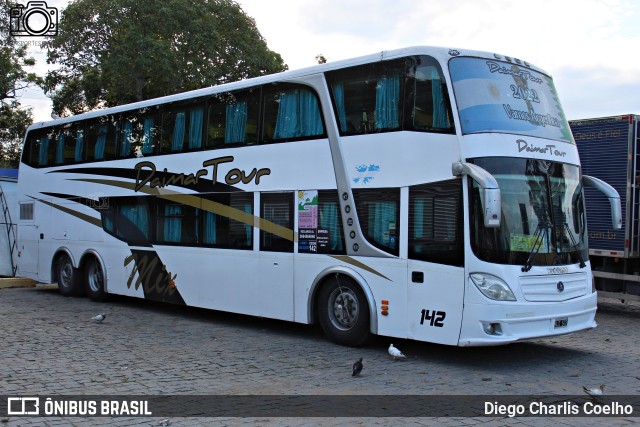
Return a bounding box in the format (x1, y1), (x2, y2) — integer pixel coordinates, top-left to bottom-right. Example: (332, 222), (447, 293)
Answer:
(352, 358), (363, 376)
(91, 313), (106, 323)
(388, 343), (406, 360)
(583, 384), (605, 396)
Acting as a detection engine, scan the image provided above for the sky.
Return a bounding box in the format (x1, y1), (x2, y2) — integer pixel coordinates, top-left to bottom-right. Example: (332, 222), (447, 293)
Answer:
(13, 0), (640, 123)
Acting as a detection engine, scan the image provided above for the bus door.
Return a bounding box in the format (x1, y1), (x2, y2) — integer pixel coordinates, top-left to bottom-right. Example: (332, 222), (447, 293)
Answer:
(17, 200), (47, 279)
(407, 261), (464, 345)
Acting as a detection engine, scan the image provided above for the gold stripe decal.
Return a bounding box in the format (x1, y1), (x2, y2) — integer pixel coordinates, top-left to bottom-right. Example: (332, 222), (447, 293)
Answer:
(330, 255), (391, 281)
(30, 197), (102, 228)
(71, 178), (297, 242)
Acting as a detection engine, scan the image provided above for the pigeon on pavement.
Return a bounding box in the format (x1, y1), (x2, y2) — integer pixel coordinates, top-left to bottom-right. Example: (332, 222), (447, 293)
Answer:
(388, 343), (406, 360)
(583, 384), (605, 396)
(352, 358), (363, 376)
(91, 313), (106, 323)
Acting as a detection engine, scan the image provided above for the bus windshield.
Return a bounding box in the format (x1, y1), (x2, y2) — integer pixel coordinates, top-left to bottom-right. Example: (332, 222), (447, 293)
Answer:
(469, 157), (588, 268)
(449, 57), (574, 144)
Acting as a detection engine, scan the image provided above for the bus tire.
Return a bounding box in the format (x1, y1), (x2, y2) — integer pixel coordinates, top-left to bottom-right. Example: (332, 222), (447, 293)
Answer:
(56, 252), (82, 297)
(84, 256), (107, 302)
(318, 275), (371, 347)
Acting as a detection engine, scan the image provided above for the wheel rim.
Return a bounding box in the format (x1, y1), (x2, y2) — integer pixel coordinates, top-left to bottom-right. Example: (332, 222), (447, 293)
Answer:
(87, 260), (104, 293)
(59, 257), (73, 289)
(327, 287), (359, 330)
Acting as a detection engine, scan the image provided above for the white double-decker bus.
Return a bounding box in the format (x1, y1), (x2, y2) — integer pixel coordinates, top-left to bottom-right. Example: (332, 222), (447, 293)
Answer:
(17, 46), (621, 346)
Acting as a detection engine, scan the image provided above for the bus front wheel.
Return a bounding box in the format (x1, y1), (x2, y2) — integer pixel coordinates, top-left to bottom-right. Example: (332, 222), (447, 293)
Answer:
(318, 275), (370, 347)
(84, 256), (107, 302)
(56, 253), (82, 297)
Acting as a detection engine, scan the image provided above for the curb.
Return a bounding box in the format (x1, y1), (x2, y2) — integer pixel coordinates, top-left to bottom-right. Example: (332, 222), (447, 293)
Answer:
(0, 277), (37, 289)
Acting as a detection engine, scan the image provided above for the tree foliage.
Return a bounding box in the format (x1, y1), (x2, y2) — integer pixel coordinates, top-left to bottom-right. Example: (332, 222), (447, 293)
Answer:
(43, 0), (287, 116)
(1, 0), (39, 168)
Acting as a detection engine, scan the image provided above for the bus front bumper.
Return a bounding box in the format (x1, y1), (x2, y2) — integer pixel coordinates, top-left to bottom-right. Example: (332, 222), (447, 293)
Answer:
(458, 292), (597, 346)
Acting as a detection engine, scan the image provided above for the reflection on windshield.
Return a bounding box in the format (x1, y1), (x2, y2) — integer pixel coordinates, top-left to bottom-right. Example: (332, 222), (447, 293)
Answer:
(449, 57), (574, 143)
(469, 157), (587, 267)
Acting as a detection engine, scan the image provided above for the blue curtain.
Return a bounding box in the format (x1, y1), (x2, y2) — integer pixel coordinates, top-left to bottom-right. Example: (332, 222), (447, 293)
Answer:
(38, 135), (49, 166)
(142, 117), (154, 154)
(331, 84), (347, 133)
(320, 202), (343, 251)
(204, 212), (217, 244)
(164, 205), (182, 242)
(274, 89), (323, 139)
(95, 125), (107, 159)
(56, 133), (64, 164)
(189, 107), (204, 149)
(75, 130), (84, 162)
(119, 205), (149, 239)
(413, 199), (425, 239)
(426, 66), (449, 129)
(370, 201), (397, 249)
(172, 112), (186, 151)
(375, 75), (400, 129)
(121, 121), (132, 157)
(225, 101), (247, 144)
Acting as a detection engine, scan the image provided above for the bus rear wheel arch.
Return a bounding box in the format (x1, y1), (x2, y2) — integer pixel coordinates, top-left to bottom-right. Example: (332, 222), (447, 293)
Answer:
(54, 251), (83, 297)
(317, 274), (372, 347)
(81, 254), (108, 302)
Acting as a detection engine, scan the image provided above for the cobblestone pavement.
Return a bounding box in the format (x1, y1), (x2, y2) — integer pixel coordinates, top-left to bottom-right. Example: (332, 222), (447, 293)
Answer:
(1, 286), (639, 426)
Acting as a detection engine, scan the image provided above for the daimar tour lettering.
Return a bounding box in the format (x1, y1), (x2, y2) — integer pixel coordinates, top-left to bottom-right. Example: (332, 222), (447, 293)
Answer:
(516, 139), (566, 158)
(486, 61), (543, 84)
(134, 156), (271, 191)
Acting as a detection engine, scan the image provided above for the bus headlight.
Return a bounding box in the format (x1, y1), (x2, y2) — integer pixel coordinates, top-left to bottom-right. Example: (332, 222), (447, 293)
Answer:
(470, 273), (516, 301)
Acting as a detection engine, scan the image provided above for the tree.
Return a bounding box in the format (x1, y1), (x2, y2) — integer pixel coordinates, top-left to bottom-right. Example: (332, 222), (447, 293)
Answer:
(0, 1), (40, 168)
(43, 0), (287, 116)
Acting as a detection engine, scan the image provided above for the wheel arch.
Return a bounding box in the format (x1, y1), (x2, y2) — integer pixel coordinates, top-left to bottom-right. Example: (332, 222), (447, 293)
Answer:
(79, 249), (108, 292)
(50, 247), (76, 283)
(308, 266), (378, 335)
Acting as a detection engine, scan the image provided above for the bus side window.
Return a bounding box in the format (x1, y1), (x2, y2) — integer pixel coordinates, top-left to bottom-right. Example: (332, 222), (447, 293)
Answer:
(353, 188), (400, 256)
(262, 84), (325, 143)
(86, 117), (118, 162)
(160, 100), (205, 154)
(101, 196), (152, 245)
(54, 126), (83, 164)
(156, 200), (198, 245)
(408, 179), (463, 266)
(326, 59), (404, 135)
(260, 192), (294, 252)
(207, 90), (259, 149)
(200, 193), (253, 249)
(23, 130), (52, 167)
(120, 108), (160, 158)
(317, 190), (346, 255)
(407, 57), (454, 132)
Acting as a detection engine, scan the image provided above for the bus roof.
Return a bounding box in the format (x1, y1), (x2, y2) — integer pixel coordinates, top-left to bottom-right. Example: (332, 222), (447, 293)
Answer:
(27, 45), (547, 132)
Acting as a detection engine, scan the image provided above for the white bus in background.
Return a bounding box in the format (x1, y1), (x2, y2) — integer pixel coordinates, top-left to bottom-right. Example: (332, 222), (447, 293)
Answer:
(16, 46), (621, 346)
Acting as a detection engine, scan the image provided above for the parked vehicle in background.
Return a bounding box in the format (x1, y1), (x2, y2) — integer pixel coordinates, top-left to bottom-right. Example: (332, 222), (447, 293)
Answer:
(572, 114), (640, 301)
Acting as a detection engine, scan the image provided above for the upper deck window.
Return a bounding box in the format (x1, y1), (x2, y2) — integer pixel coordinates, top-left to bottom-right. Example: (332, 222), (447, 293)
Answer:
(449, 57), (574, 143)
(326, 55), (454, 136)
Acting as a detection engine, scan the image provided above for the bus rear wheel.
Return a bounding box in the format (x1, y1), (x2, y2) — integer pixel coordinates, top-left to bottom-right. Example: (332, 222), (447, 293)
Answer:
(318, 275), (371, 347)
(84, 256), (107, 302)
(56, 253), (82, 297)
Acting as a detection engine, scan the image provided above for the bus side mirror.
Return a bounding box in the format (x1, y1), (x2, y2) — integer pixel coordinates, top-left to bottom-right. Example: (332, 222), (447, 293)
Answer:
(452, 162), (501, 228)
(582, 175), (622, 229)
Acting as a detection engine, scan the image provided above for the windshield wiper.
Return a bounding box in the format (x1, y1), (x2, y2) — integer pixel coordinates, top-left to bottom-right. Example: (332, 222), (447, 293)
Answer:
(522, 221), (549, 272)
(562, 223), (586, 269)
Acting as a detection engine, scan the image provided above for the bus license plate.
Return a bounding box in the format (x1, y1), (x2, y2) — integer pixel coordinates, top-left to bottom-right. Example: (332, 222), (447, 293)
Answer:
(554, 318), (568, 328)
